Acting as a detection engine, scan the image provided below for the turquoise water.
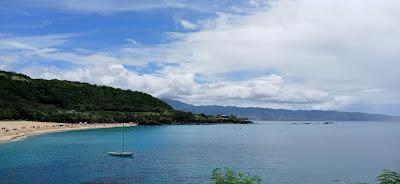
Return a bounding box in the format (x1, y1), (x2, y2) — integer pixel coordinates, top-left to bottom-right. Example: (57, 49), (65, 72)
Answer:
(1, 121), (399, 184)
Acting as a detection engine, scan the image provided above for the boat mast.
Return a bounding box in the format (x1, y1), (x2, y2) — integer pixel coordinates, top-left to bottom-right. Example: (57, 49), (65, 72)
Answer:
(122, 123), (125, 152)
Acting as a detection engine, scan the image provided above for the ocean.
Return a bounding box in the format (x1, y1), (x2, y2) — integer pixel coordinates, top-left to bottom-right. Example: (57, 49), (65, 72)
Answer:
(1, 121), (399, 184)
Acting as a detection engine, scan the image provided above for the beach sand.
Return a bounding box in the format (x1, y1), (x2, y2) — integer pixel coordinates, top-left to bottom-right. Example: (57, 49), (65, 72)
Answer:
(0, 121), (138, 143)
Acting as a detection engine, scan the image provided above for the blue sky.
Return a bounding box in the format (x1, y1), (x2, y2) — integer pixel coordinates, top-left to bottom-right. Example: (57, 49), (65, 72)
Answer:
(1, 2), (199, 48)
(1, 0), (400, 115)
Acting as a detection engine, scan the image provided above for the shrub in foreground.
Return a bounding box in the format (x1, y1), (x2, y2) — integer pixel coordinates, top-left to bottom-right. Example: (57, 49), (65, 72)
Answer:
(211, 167), (261, 184)
(376, 169), (400, 184)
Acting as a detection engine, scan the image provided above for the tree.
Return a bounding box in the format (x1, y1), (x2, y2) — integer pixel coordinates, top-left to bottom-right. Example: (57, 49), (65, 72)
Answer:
(357, 169), (400, 184)
(377, 170), (400, 184)
(211, 167), (261, 184)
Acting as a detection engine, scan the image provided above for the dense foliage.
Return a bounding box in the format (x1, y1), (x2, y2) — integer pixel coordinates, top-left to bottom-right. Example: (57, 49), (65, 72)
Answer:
(376, 170), (400, 184)
(210, 168), (400, 184)
(0, 70), (251, 124)
(211, 168), (261, 184)
(357, 169), (400, 184)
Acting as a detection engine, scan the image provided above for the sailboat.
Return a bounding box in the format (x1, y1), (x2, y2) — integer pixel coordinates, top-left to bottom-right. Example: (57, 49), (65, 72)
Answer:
(108, 123), (133, 157)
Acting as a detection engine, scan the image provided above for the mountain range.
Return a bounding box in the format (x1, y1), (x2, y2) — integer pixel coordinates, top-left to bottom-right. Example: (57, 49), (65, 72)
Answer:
(163, 99), (398, 121)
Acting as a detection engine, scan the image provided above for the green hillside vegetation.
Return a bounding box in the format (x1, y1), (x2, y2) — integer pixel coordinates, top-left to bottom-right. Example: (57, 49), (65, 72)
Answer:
(209, 168), (400, 184)
(0, 70), (251, 125)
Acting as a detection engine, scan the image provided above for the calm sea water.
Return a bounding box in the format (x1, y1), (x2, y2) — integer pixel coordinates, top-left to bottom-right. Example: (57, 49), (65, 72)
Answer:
(0, 121), (399, 184)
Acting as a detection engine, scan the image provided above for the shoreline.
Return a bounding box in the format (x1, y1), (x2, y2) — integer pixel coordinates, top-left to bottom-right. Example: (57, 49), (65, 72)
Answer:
(0, 121), (138, 144)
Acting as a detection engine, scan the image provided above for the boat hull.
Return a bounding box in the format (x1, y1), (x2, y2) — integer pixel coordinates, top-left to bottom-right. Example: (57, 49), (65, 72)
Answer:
(108, 151), (133, 157)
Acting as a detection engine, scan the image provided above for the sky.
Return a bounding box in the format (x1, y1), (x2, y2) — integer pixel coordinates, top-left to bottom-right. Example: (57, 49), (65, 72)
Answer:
(0, 0), (399, 116)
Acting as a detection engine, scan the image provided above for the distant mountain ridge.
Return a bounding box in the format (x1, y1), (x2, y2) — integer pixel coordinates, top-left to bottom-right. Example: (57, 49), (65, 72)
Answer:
(163, 99), (398, 121)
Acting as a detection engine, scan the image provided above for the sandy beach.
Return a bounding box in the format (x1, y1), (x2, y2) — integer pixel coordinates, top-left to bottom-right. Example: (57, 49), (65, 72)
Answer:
(0, 121), (138, 143)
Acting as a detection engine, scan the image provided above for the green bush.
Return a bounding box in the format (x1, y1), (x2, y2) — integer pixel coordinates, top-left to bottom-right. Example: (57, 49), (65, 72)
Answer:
(376, 169), (400, 184)
(210, 168), (400, 184)
(172, 111), (195, 122)
(357, 169), (400, 184)
(211, 167), (261, 184)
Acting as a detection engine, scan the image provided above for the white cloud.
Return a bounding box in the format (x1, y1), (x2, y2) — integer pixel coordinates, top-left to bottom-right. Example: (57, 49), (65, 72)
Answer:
(122, 0), (400, 113)
(125, 39), (142, 47)
(178, 19), (198, 30)
(13, 0), (238, 14)
(0, 33), (76, 49)
(18, 0), (182, 13)
(9, 0), (266, 15)
(19, 63), (342, 110)
(0, 21), (52, 29)
(0, 55), (18, 63)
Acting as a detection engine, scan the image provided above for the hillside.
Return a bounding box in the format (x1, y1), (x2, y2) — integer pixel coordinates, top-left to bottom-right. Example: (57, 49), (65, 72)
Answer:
(0, 71), (251, 124)
(163, 99), (398, 121)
